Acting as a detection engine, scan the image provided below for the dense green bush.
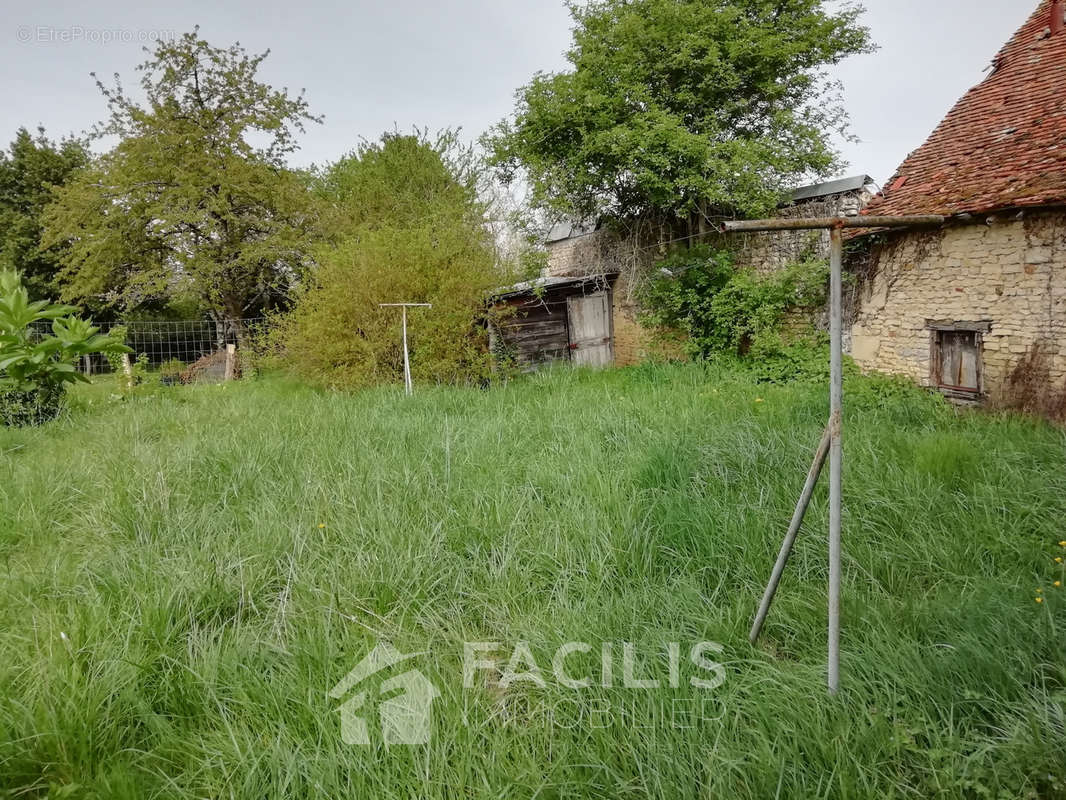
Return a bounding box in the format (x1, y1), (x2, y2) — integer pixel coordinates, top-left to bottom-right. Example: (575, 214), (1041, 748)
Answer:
(269, 133), (504, 389)
(0, 270), (128, 425)
(640, 246), (829, 362)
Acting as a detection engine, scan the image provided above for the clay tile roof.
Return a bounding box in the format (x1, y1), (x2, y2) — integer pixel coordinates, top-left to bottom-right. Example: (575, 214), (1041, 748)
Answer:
(862, 0), (1066, 218)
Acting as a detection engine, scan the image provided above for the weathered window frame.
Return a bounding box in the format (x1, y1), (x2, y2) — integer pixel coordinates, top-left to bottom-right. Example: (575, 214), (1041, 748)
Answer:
(927, 320), (991, 400)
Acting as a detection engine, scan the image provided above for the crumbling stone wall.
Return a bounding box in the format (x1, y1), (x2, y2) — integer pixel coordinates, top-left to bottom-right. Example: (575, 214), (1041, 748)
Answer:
(850, 209), (1066, 398)
(731, 190), (872, 274)
(545, 189), (870, 280)
(611, 283), (648, 367)
(544, 228), (656, 280)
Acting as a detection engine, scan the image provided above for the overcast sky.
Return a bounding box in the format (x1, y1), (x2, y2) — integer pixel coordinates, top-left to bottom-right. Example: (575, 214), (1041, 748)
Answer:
(1, 1), (1038, 189)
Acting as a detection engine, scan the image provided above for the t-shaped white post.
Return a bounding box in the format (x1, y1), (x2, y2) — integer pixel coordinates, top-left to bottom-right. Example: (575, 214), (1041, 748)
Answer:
(379, 303), (432, 396)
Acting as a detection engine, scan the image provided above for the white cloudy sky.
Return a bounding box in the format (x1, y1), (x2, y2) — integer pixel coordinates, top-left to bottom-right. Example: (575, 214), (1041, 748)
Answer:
(0, 1), (1039, 189)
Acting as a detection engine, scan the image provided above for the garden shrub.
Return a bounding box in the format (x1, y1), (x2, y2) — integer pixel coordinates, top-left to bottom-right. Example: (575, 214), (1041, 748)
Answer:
(269, 133), (504, 389)
(0, 383), (66, 427)
(0, 270), (129, 426)
(639, 246), (829, 364)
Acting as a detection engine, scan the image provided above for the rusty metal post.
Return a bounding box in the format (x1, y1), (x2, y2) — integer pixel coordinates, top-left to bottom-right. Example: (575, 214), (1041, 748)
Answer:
(827, 225), (844, 695)
(750, 423), (832, 643)
(722, 215), (945, 232)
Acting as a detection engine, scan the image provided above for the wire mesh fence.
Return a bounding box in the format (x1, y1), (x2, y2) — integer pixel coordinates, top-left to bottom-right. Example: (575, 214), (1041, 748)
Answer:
(29, 318), (268, 381)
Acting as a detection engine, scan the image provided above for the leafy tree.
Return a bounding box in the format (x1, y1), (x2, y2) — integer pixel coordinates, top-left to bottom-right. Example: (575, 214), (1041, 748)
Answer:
(0, 127), (89, 299)
(271, 132), (503, 389)
(42, 29), (321, 332)
(485, 0), (872, 224)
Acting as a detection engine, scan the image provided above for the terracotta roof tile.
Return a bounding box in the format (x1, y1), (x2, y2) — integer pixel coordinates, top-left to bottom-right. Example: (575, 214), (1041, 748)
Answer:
(862, 0), (1066, 218)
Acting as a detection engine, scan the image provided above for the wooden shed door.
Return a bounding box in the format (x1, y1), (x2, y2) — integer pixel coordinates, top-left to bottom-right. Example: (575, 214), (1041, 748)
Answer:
(567, 292), (612, 367)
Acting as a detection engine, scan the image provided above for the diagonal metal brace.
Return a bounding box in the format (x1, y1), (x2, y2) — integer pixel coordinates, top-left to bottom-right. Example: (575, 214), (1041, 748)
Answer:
(749, 423), (832, 643)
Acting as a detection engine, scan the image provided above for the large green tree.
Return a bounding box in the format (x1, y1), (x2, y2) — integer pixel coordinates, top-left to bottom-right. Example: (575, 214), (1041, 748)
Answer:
(274, 132), (503, 389)
(42, 30), (321, 328)
(0, 127), (89, 299)
(485, 0), (872, 225)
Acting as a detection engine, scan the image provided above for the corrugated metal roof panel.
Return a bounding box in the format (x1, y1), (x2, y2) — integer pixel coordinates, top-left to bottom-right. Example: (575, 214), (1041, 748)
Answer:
(791, 175), (874, 203)
(492, 273), (617, 300)
(546, 219), (600, 243)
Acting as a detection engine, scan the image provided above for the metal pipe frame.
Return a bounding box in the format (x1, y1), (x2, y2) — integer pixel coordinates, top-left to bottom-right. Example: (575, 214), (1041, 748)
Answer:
(827, 227), (844, 696)
(724, 215), (944, 233)
(749, 424), (832, 644)
(729, 215), (945, 695)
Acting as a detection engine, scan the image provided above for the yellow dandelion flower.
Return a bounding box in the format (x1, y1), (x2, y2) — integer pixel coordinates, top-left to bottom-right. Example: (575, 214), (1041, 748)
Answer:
(755, 398), (765, 403)
(1037, 588), (1043, 594)
(1056, 557), (1063, 563)
(318, 523), (326, 529)
(1060, 541), (1066, 547)
(1036, 597), (1044, 604)
(1056, 581), (1062, 588)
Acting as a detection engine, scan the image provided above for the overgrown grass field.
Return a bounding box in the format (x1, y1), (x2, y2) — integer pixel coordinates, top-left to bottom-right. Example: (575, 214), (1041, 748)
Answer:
(1, 364), (1064, 798)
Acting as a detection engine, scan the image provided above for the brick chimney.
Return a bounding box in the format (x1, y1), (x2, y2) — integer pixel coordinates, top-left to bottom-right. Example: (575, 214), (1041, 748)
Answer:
(1054, 0), (1064, 35)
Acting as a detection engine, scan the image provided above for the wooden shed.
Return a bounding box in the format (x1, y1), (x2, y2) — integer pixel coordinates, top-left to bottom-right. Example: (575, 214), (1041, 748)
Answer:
(490, 274), (619, 370)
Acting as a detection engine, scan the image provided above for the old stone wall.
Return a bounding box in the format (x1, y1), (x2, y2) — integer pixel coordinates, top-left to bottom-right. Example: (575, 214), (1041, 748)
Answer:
(850, 209), (1066, 397)
(545, 228), (656, 280)
(608, 274), (687, 366)
(545, 189), (870, 280)
(541, 187), (871, 369)
(731, 189), (872, 274)
(611, 287), (647, 367)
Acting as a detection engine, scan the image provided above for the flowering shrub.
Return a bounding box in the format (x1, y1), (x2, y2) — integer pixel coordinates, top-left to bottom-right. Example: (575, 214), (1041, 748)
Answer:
(0, 270), (129, 425)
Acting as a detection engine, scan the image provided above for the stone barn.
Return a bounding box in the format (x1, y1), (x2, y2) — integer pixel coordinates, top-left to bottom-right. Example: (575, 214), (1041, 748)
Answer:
(849, 0), (1066, 404)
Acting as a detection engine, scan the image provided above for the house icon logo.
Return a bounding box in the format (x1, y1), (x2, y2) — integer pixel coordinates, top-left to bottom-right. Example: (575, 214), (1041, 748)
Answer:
(329, 642), (440, 746)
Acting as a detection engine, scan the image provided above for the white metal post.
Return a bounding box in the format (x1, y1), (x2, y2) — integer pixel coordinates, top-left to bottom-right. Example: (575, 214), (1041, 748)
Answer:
(402, 305), (412, 396)
(379, 303), (432, 397)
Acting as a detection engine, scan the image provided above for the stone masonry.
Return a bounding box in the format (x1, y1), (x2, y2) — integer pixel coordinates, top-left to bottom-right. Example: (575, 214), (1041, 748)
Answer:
(850, 209), (1066, 398)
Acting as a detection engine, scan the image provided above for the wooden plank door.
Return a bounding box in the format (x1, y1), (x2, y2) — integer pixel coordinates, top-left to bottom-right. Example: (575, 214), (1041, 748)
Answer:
(566, 292), (613, 367)
(937, 331), (980, 392)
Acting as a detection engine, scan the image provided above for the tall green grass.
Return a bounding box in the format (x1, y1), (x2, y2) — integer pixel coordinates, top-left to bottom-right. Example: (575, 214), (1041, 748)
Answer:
(0, 364), (1064, 798)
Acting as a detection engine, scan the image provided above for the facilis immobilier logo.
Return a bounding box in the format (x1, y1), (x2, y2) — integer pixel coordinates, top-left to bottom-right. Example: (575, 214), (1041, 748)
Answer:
(330, 639), (727, 748)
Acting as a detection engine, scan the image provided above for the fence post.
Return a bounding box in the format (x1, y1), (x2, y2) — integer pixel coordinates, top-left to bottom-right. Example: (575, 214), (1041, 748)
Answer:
(121, 353), (134, 391)
(224, 344), (237, 381)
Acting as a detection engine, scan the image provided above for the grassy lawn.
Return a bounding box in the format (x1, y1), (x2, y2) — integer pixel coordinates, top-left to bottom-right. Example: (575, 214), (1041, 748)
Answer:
(1, 364), (1064, 798)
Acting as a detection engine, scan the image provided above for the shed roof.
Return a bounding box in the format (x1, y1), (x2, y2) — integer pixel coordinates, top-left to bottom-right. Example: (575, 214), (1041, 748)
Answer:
(862, 0), (1066, 218)
(492, 273), (616, 301)
(545, 219), (600, 244)
(790, 175), (873, 203)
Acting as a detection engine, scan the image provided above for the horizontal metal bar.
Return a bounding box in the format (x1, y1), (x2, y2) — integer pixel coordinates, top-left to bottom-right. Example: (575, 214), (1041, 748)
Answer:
(723, 215), (945, 233)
